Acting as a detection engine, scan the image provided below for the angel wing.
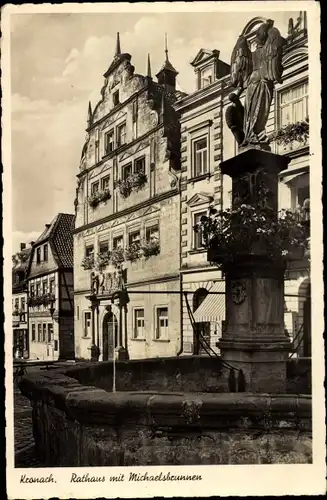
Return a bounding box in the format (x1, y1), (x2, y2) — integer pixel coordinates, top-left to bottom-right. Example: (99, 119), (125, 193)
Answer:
(260, 27), (286, 83)
(230, 35), (253, 89)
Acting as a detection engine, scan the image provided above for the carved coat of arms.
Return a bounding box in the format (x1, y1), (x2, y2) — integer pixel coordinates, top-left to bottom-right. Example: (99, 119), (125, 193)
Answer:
(231, 282), (247, 305)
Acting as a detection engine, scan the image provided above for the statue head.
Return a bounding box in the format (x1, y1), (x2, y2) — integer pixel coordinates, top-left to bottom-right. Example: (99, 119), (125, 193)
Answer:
(255, 19), (274, 46)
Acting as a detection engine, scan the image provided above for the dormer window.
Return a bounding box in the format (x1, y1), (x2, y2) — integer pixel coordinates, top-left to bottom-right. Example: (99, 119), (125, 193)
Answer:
(200, 67), (212, 89)
(113, 90), (120, 106)
(43, 244), (48, 262)
(36, 248), (41, 265)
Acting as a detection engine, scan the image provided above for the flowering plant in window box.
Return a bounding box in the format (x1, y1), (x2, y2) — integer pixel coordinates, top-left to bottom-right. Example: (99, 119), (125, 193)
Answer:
(42, 292), (55, 306)
(81, 255), (95, 270)
(124, 243), (141, 263)
(88, 189), (111, 208)
(196, 205), (310, 270)
(110, 247), (125, 269)
(269, 119), (309, 147)
(115, 172), (148, 199)
(96, 251), (111, 271)
(141, 238), (160, 260)
(28, 295), (44, 307)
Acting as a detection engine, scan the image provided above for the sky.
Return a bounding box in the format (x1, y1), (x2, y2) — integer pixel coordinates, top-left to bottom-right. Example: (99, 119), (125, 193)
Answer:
(10, 9), (294, 252)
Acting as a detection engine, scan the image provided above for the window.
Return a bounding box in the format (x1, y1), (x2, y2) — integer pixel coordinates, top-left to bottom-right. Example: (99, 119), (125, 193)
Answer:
(105, 130), (114, 154)
(134, 309), (145, 338)
(132, 100), (138, 122)
(36, 248), (41, 264)
(21, 297), (26, 311)
(113, 90), (120, 106)
(128, 230), (141, 248)
(47, 324), (53, 342)
(43, 244), (48, 262)
(134, 157), (145, 174)
(193, 137), (208, 177)
(298, 185), (310, 207)
(99, 240), (109, 255)
(101, 175), (110, 191)
(42, 323), (47, 342)
(117, 123), (126, 147)
(37, 324), (42, 342)
(31, 324), (36, 341)
(85, 245), (94, 258)
(200, 67), (212, 88)
(42, 280), (48, 295)
(146, 224), (159, 242)
(91, 182), (99, 195)
(156, 307), (168, 339)
(122, 163), (132, 180)
(30, 284), (35, 297)
(84, 311), (91, 338)
(49, 279), (55, 295)
(54, 340), (58, 351)
(36, 283), (41, 296)
(279, 81), (309, 127)
(113, 235), (123, 249)
(193, 212), (207, 249)
(14, 298), (19, 310)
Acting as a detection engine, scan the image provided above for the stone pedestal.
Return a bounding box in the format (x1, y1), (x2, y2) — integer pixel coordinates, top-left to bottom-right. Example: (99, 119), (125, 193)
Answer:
(216, 148), (292, 393)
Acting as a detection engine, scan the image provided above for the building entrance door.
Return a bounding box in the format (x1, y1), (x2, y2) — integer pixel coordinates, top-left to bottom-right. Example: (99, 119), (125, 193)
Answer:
(102, 311), (118, 361)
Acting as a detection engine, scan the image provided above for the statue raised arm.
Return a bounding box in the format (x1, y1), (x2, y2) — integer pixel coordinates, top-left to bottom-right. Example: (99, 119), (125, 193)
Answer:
(226, 20), (286, 149)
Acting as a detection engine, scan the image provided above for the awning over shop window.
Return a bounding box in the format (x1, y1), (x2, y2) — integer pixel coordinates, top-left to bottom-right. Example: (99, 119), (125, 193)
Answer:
(193, 281), (225, 323)
(282, 171), (308, 184)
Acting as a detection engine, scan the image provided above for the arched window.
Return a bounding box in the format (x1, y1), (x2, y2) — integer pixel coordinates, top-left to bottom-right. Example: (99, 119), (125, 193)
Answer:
(193, 288), (209, 312)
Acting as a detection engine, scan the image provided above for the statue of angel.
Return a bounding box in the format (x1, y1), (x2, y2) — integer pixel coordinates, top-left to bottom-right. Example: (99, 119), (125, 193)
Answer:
(226, 20), (286, 148)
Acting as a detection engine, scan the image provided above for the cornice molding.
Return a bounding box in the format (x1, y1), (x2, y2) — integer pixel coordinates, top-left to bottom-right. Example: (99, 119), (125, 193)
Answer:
(74, 188), (179, 235)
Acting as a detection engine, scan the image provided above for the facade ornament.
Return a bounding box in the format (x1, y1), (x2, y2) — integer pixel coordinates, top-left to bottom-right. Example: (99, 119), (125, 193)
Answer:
(226, 19), (286, 149)
(231, 282), (247, 305)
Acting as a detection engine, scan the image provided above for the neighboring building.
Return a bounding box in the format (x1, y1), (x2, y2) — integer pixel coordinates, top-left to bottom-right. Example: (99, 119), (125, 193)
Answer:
(270, 12), (310, 357)
(74, 34), (185, 360)
(27, 213), (75, 361)
(12, 243), (32, 358)
(174, 13), (310, 356)
(173, 49), (230, 355)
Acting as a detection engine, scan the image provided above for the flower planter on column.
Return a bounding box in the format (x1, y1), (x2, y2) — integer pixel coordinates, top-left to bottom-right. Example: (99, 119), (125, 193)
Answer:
(214, 148), (292, 393)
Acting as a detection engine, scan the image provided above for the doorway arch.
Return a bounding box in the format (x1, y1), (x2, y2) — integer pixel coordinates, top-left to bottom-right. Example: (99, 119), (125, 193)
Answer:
(192, 288), (210, 355)
(102, 310), (118, 361)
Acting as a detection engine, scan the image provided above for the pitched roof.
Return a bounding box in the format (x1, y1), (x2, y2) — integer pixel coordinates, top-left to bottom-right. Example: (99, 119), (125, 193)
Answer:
(156, 58), (178, 75)
(51, 213), (75, 268)
(35, 213), (75, 268)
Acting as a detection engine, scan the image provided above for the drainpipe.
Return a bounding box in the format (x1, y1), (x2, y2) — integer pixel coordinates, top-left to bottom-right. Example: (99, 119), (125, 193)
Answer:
(177, 156), (183, 356)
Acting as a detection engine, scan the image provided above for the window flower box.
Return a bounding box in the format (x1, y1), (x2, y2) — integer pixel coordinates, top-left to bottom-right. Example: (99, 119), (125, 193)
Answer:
(110, 247), (125, 269)
(96, 251), (111, 271)
(124, 243), (141, 263)
(270, 119), (309, 153)
(88, 189), (111, 208)
(81, 255), (95, 270)
(27, 293), (55, 307)
(141, 238), (160, 260)
(115, 172), (147, 199)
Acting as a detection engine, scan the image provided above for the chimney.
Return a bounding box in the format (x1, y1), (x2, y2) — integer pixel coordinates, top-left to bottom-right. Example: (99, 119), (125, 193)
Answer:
(20, 243), (26, 251)
(45, 224), (51, 229)
(30, 241), (35, 246)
